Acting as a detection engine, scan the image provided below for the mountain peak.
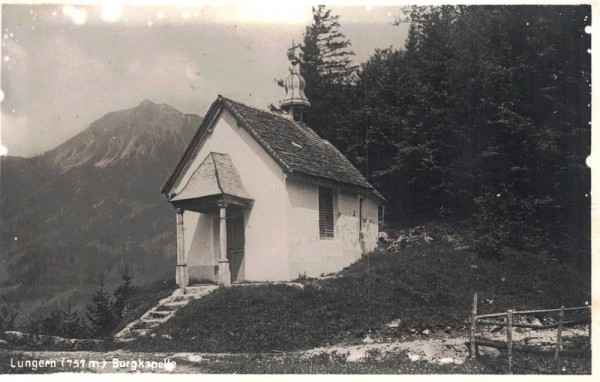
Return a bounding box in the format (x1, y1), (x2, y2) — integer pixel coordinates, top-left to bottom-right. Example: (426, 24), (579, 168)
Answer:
(44, 102), (201, 172)
(139, 99), (157, 107)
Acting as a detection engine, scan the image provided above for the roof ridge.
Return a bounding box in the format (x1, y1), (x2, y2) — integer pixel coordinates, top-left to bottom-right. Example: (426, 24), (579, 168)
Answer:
(220, 96), (297, 125)
(210, 152), (224, 194)
(220, 97), (326, 148)
(170, 153), (214, 199)
(219, 96), (320, 138)
(291, 120), (324, 142)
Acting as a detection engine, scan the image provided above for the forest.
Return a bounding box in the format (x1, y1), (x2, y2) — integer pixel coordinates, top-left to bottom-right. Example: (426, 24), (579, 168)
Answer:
(293, 5), (590, 266)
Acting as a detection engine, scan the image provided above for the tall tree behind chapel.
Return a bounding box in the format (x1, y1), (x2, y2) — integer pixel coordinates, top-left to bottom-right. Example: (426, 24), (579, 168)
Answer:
(296, 5), (360, 155)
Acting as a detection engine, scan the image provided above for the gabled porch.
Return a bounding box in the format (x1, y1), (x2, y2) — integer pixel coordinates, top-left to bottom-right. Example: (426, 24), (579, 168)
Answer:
(168, 152), (253, 287)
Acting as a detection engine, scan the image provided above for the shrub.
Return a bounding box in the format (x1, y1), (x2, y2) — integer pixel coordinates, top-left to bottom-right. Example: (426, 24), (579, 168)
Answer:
(0, 296), (17, 332)
(473, 185), (554, 258)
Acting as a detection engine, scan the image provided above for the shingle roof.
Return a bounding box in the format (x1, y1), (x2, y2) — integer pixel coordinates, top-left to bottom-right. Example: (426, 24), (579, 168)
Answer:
(162, 95), (385, 202)
(171, 152), (252, 202)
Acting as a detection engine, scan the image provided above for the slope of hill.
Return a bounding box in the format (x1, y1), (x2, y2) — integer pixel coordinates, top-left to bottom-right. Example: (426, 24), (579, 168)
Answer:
(129, 225), (590, 353)
(0, 100), (201, 323)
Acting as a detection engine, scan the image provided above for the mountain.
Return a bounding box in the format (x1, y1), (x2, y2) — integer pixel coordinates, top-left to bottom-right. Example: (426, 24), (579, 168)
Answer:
(0, 100), (201, 323)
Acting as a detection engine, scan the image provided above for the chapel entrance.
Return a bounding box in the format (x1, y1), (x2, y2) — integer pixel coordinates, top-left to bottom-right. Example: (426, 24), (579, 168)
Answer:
(169, 152), (254, 287)
(226, 213), (245, 282)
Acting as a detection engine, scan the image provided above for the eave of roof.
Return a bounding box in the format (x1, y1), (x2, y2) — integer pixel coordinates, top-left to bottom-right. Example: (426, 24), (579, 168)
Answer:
(161, 97), (223, 195)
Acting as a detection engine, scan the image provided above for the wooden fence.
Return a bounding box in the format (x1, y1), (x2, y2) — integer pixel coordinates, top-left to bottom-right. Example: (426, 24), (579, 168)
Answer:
(469, 293), (591, 374)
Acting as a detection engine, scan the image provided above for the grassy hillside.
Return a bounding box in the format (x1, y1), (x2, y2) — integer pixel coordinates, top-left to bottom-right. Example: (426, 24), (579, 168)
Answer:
(129, 226), (590, 353)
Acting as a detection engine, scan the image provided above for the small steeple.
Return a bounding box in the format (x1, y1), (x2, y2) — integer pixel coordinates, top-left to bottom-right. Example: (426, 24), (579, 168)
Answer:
(281, 42), (311, 123)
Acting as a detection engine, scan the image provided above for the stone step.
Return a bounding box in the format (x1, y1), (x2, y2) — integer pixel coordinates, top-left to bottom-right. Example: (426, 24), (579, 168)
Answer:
(154, 304), (179, 312)
(130, 329), (148, 337)
(164, 300), (190, 308)
(132, 321), (160, 330)
(116, 337), (136, 343)
(148, 311), (175, 322)
(149, 310), (173, 319)
(114, 285), (219, 341)
(141, 318), (169, 325)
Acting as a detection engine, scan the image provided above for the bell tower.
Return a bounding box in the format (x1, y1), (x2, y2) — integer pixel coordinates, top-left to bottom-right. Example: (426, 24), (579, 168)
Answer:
(280, 43), (311, 123)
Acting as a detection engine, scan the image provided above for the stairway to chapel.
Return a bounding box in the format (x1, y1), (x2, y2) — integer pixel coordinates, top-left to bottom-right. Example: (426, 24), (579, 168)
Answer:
(114, 285), (218, 342)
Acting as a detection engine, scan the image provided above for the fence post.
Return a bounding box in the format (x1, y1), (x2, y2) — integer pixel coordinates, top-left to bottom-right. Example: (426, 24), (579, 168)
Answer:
(470, 293), (478, 358)
(507, 309), (513, 374)
(588, 307), (592, 350)
(555, 305), (564, 373)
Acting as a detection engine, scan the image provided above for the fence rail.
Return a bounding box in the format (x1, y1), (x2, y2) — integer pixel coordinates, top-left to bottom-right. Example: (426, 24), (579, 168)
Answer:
(469, 292), (591, 374)
(477, 318), (588, 329)
(476, 306), (589, 320)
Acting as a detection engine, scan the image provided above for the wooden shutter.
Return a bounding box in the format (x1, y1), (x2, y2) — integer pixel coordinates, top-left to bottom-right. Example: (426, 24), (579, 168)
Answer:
(319, 187), (334, 239)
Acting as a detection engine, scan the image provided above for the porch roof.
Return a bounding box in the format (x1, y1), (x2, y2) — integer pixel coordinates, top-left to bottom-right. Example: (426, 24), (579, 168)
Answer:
(170, 152), (253, 205)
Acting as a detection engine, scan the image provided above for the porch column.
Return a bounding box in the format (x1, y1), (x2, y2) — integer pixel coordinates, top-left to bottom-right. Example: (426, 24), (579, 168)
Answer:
(218, 203), (231, 286)
(175, 208), (189, 287)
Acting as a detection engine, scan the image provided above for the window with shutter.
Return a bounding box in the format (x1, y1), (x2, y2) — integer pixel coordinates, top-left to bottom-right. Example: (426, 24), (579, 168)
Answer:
(319, 186), (334, 239)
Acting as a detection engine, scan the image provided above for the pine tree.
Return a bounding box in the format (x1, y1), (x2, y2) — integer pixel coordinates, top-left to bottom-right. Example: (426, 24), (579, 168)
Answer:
(40, 310), (64, 336)
(404, 24), (420, 56)
(62, 298), (88, 338)
(113, 263), (135, 319)
(302, 5), (357, 83)
(86, 279), (116, 338)
(0, 295), (17, 332)
(296, 5), (359, 151)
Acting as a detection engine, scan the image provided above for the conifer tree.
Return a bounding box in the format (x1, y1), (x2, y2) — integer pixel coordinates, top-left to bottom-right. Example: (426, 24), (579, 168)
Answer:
(296, 5), (358, 151)
(62, 298), (88, 338)
(113, 263), (135, 319)
(41, 310), (64, 336)
(0, 295), (17, 332)
(86, 279), (116, 338)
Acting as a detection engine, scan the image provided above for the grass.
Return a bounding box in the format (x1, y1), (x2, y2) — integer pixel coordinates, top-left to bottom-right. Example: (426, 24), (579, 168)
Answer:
(173, 352), (499, 374)
(179, 351), (589, 374)
(128, 237), (590, 353)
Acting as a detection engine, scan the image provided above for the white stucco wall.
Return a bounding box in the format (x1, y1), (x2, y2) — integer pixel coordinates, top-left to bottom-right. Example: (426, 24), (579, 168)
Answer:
(359, 195), (380, 253)
(174, 109), (290, 281)
(286, 177), (380, 279)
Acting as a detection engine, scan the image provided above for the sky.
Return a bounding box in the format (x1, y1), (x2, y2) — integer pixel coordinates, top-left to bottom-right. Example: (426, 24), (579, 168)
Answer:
(0, 3), (410, 157)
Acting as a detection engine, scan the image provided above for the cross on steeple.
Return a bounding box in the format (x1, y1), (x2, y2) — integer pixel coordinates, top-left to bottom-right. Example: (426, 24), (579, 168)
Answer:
(287, 40), (302, 64)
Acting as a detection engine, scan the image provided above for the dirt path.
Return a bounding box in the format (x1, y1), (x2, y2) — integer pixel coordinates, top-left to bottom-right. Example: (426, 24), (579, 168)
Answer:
(304, 326), (589, 365)
(0, 326), (589, 374)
